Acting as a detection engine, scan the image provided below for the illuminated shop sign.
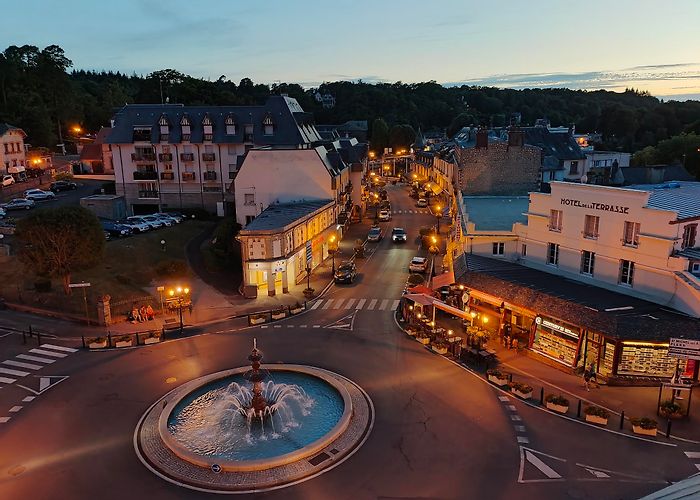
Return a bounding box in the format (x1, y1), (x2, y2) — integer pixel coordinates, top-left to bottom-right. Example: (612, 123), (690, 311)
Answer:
(535, 316), (579, 338)
(560, 198), (629, 214)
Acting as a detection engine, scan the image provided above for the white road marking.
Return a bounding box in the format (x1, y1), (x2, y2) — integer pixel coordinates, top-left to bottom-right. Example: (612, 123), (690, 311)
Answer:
(29, 349), (66, 358)
(3, 360), (42, 370)
(696, 464), (700, 471)
(367, 299), (378, 310)
(525, 450), (562, 479)
(515, 425), (526, 432)
(312, 325), (320, 328)
(586, 469), (610, 478)
(517, 436), (530, 444)
(379, 299), (389, 310)
(273, 325), (281, 329)
(0, 367), (29, 377)
(22, 396), (35, 402)
(322, 299), (334, 310)
(0, 376), (17, 384)
(287, 325), (295, 328)
(310, 300), (323, 310)
(507, 405), (517, 411)
(355, 299), (366, 310)
(510, 415), (522, 421)
(498, 396), (510, 402)
(299, 325), (308, 328)
(333, 299), (345, 309)
(260, 325), (269, 329)
(685, 452), (700, 459)
(344, 299), (356, 309)
(0, 417), (10, 423)
(17, 354), (54, 364)
(40, 344), (78, 353)
(391, 299), (400, 311)
(9, 406), (22, 413)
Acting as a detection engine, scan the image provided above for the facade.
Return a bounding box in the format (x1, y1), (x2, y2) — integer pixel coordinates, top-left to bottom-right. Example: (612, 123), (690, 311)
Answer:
(106, 96), (322, 215)
(79, 127), (114, 175)
(0, 123), (27, 179)
(519, 126), (587, 185)
(584, 151), (630, 185)
(238, 200), (337, 296)
(233, 147), (350, 227)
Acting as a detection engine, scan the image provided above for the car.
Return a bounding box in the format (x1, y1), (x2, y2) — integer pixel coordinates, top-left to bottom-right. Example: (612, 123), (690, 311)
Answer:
(367, 227), (382, 242)
(155, 212), (182, 224)
(0, 207), (6, 219)
(24, 189), (56, 201)
(409, 256), (428, 273)
(2, 175), (15, 187)
(101, 220), (133, 237)
(1, 198), (35, 211)
(391, 227), (407, 243)
(146, 214), (173, 227)
(378, 209), (391, 221)
(120, 218), (150, 233)
(334, 261), (357, 284)
(416, 198), (428, 208)
(165, 211), (188, 221)
(49, 180), (77, 192)
(128, 215), (164, 230)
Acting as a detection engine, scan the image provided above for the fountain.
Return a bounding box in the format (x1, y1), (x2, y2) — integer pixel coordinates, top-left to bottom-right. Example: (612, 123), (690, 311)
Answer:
(135, 339), (374, 493)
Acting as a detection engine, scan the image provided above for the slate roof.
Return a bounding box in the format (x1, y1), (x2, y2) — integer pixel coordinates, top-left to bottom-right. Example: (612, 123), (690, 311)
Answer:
(625, 181), (700, 220)
(621, 165), (696, 185)
(521, 126), (586, 164)
(0, 123), (26, 137)
(240, 200), (334, 232)
(455, 254), (700, 341)
(106, 96), (320, 146)
(453, 127), (504, 149)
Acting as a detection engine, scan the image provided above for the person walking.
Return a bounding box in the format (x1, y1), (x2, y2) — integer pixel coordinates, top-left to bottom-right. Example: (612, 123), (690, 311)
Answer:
(583, 365), (592, 391)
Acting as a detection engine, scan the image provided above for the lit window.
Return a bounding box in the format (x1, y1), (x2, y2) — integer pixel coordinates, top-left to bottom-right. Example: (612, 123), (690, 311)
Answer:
(619, 260), (634, 286)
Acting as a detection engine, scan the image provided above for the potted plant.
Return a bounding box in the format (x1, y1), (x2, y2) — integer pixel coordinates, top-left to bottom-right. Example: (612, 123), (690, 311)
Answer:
(303, 287), (315, 298)
(115, 335), (133, 348)
(144, 331), (161, 345)
(584, 405), (610, 426)
(271, 308), (286, 321)
(487, 369), (510, 387)
(659, 400), (683, 419)
(545, 394), (570, 414)
(431, 341), (448, 355)
(511, 382), (533, 400)
(290, 302), (304, 315)
(416, 333), (431, 345)
(630, 417), (658, 436)
(405, 327), (417, 337)
(87, 337), (107, 349)
(249, 313), (267, 325)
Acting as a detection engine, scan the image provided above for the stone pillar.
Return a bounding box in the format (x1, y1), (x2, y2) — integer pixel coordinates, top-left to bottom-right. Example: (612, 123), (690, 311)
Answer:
(267, 272), (276, 297)
(281, 270), (289, 294)
(97, 294), (112, 326)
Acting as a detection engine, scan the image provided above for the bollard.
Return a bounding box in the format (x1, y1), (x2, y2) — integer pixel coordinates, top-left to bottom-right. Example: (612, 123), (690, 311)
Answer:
(81, 335), (86, 348)
(162, 326), (165, 340)
(107, 332), (112, 348)
(540, 387), (544, 404)
(666, 419), (672, 439)
(37, 330), (41, 345)
(28, 324), (33, 338)
(135, 333), (139, 346)
(619, 410), (625, 430)
(577, 400), (582, 418)
(22, 329), (26, 344)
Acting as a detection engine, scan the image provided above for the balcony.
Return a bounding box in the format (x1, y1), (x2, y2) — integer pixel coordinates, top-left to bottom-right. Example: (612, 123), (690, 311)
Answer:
(159, 153), (173, 161)
(137, 190), (159, 199)
(131, 152), (156, 162)
(202, 153), (216, 162)
(203, 171), (217, 181)
(180, 153), (195, 162)
(160, 172), (175, 180)
(133, 170), (158, 180)
(182, 172), (196, 181)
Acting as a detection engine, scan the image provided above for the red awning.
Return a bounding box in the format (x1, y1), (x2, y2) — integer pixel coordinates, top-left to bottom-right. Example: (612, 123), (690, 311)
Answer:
(431, 271), (455, 289)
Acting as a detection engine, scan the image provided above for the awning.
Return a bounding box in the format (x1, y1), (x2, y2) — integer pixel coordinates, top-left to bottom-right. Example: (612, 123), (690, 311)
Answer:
(408, 285), (433, 295)
(429, 183), (443, 196)
(404, 293), (435, 306)
(404, 293), (471, 320)
(433, 301), (470, 320)
(431, 271), (454, 289)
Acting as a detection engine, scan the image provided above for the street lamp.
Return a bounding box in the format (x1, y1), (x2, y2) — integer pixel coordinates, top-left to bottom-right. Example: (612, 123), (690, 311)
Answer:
(168, 285), (191, 335)
(329, 234), (338, 274)
(434, 204), (442, 233)
(160, 239), (166, 252)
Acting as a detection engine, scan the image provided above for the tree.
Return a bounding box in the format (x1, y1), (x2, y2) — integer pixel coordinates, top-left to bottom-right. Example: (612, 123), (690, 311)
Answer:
(388, 124), (416, 152)
(370, 118), (389, 155)
(447, 112), (476, 137)
(15, 207), (105, 294)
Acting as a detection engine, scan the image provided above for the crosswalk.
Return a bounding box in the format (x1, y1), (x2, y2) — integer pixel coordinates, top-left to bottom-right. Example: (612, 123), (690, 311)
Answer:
(0, 343), (78, 390)
(391, 209), (431, 215)
(309, 298), (400, 312)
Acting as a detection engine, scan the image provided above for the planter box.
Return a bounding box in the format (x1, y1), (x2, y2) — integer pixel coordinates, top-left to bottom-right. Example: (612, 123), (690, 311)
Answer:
(271, 313), (286, 320)
(290, 308), (304, 315)
(488, 375), (510, 387)
(546, 402), (569, 414)
(144, 336), (161, 345)
(512, 389), (533, 400)
(585, 414), (608, 426)
(250, 317), (266, 325)
(115, 340), (133, 348)
(417, 337), (430, 345)
(431, 345), (448, 355)
(405, 329), (417, 337)
(632, 425), (657, 437)
(88, 340), (107, 349)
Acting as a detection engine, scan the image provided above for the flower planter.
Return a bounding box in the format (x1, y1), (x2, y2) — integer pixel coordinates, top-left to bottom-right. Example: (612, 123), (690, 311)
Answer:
(115, 340), (133, 348)
(431, 345), (448, 355)
(416, 336), (430, 345)
(290, 308), (304, 315)
(271, 313), (286, 320)
(144, 336), (160, 345)
(585, 414), (608, 426)
(405, 329), (417, 337)
(546, 402), (569, 414)
(632, 425), (657, 437)
(488, 375), (510, 387)
(512, 389), (533, 400)
(88, 340), (107, 349)
(250, 317), (266, 325)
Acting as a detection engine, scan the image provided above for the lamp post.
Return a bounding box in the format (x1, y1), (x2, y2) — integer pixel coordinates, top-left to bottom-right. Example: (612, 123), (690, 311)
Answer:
(434, 204), (442, 233)
(160, 239), (166, 252)
(329, 234), (337, 274)
(168, 285), (190, 335)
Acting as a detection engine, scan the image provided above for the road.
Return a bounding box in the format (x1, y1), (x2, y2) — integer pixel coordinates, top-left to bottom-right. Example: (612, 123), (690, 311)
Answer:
(0, 183), (695, 499)
(1, 179), (106, 222)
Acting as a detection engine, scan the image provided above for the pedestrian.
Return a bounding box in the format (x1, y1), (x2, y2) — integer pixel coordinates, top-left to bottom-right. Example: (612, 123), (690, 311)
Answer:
(510, 336), (518, 350)
(130, 304), (140, 323)
(504, 332), (511, 349)
(588, 363), (599, 388)
(139, 305), (147, 323)
(583, 366), (592, 391)
(146, 304), (154, 321)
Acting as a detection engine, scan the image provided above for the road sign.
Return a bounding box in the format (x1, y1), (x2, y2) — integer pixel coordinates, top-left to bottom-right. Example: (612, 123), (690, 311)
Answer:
(68, 282), (91, 288)
(669, 338), (700, 360)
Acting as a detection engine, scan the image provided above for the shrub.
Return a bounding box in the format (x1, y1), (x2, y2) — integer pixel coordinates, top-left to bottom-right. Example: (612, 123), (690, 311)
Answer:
(630, 417), (657, 429)
(34, 278), (52, 292)
(545, 394), (569, 407)
(54, 172), (74, 181)
(87, 337), (106, 344)
(659, 400), (682, 417)
(512, 382), (533, 393)
(154, 259), (189, 277)
(115, 335), (132, 343)
(584, 406), (610, 418)
(487, 369), (506, 379)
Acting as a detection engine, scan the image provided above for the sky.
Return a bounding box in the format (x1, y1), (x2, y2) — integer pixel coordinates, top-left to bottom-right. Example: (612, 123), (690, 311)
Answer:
(3, 0), (700, 101)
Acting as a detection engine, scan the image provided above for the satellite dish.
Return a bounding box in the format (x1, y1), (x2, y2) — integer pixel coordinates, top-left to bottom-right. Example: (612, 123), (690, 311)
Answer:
(580, 175), (588, 184)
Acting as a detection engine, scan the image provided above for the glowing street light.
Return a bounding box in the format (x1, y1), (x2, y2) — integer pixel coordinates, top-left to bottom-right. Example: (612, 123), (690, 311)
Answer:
(72, 125), (82, 135)
(167, 285), (191, 334)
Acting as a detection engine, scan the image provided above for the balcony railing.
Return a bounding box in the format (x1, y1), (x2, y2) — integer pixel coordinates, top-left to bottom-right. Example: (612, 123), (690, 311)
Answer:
(160, 172), (175, 180)
(158, 153), (173, 161)
(180, 153), (195, 162)
(182, 172), (196, 181)
(203, 171), (217, 181)
(202, 153), (216, 162)
(131, 153), (156, 162)
(137, 190), (159, 199)
(133, 170), (158, 180)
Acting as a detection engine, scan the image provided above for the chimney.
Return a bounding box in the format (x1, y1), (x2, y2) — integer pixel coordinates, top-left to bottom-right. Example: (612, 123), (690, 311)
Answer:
(476, 129), (489, 149)
(508, 128), (524, 147)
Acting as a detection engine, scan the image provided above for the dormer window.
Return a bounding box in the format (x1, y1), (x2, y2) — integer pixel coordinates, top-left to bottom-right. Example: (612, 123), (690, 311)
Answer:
(158, 114), (169, 142)
(263, 114), (274, 136)
(225, 114), (236, 135)
(202, 114), (213, 142)
(180, 115), (191, 142)
(132, 126), (152, 143)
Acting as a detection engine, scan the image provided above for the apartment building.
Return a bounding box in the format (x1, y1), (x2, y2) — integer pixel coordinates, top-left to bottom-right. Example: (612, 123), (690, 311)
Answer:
(0, 123), (27, 178)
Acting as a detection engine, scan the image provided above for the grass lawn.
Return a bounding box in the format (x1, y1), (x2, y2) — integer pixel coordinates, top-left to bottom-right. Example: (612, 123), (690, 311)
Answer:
(0, 220), (214, 317)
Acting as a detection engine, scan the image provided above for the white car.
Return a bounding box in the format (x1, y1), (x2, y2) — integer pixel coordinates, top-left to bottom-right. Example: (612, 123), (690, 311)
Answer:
(128, 215), (164, 230)
(24, 189), (56, 201)
(122, 218), (150, 233)
(416, 198), (428, 208)
(378, 209), (391, 221)
(2, 175), (15, 187)
(409, 256), (428, 273)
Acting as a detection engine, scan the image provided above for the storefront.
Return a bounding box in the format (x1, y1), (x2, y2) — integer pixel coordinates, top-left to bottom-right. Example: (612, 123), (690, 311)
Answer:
(531, 316), (581, 367)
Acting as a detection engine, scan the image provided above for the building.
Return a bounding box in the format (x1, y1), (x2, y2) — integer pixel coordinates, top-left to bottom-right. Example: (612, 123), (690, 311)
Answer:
(0, 123), (27, 179)
(106, 95), (322, 215)
(519, 125), (587, 185)
(238, 200), (337, 297)
(79, 127), (114, 175)
(233, 146), (350, 227)
(583, 151), (630, 185)
(619, 164), (695, 186)
(316, 121), (368, 142)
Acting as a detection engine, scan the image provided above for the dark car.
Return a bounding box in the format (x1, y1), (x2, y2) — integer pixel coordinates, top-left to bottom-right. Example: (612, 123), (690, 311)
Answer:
(49, 180), (78, 192)
(334, 262), (356, 284)
(100, 220), (133, 237)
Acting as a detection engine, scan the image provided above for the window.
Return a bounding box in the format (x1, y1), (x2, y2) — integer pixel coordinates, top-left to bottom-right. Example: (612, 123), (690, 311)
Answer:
(225, 115), (236, 135)
(569, 161), (579, 175)
(623, 221), (640, 247)
(682, 224), (697, 249)
(581, 251), (595, 276)
(619, 260), (634, 286)
(583, 215), (599, 239)
(547, 171), (555, 181)
(244, 124), (254, 142)
(547, 243), (559, 266)
(263, 114), (274, 136)
(132, 127), (152, 142)
(158, 114), (169, 141)
(549, 209), (563, 232)
(492, 242), (504, 255)
(202, 114), (213, 141)
(521, 244), (527, 257)
(244, 193), (255, 206)
(180, 115), (191, 142)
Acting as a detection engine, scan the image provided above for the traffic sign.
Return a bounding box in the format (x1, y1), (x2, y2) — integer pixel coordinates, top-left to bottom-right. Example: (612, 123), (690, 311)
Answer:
(669, 338), (700, 360)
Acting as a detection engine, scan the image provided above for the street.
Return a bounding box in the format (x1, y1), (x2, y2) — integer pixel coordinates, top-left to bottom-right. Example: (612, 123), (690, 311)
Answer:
(0, 183), (694, 500)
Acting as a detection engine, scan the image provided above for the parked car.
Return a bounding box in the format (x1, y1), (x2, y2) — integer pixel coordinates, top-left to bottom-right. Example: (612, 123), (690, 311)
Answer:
(49, 180), (78, 192)
(120, 218), (150, 233)
(1, 198), (35, 211)
(100, 220), (133, 237)
(0, 207), (6, 219)
(334, 261), (357, 284)
(391, 227), (407, 243)
(24, 189), (56, 201)
(128, 215), (164, 230)
(367, 227), (382, 242)
(378, 209), (391, 221)
(165, 211), (187, 221)
(2, 175), (15, 187)
(146, 214), (173, 227)
(154, 212), (182, 224)
(409, 256), (428, 273)
(416, 198), (428, 208)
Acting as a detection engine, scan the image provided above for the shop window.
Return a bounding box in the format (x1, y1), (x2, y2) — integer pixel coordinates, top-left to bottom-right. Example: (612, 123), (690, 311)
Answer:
(682, 224), (697, 249)
(547, 243), (559, 266)
(622, 221), (640, 247)
(549, 209), (562, 232)
(492, 242), (504, 255)
(581, 250), (595, 276)
(583, 215), (599, 239)
(619, 260), (634, 286)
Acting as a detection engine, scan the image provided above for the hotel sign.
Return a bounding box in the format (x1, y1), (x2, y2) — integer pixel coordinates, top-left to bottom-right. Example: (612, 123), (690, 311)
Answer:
(560, 198), (630, 214)
(669, 338), (700, 360)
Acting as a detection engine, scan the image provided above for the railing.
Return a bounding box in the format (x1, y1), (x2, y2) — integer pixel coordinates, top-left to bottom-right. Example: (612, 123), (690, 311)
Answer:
(160, 172), (175, 180)
(131, 153), (156, 162)
(137, 190), (159, 199)
(182, 172), (196, 181)
(158, 153), (173, 161)
(133, 171), (158, 180)
(203, 171), (217, 181)
(202, 153), (216, 162)
(180, 153), (194, 162)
